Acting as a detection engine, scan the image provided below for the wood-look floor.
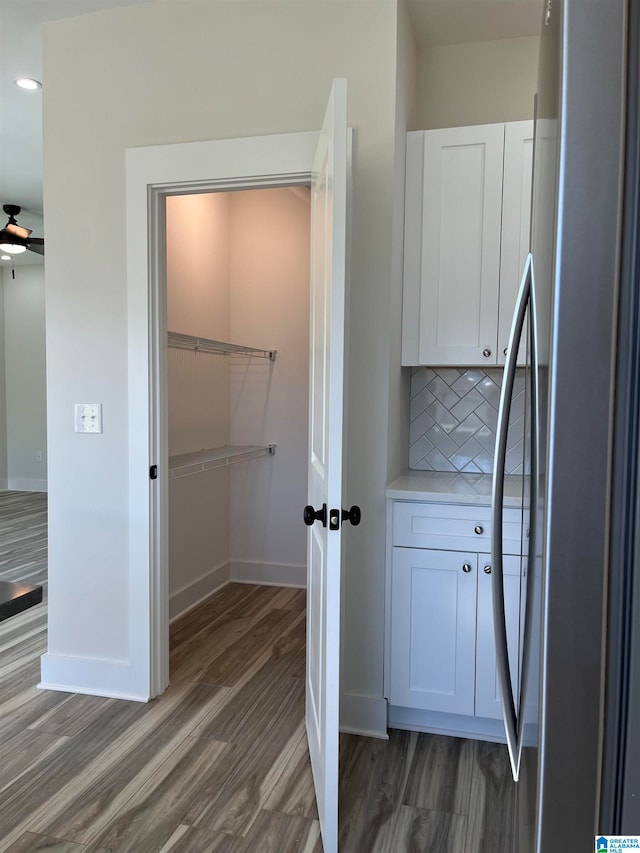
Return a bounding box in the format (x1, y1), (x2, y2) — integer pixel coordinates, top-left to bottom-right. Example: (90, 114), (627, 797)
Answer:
(0, 491), (47, 595)
(0, 491), (514, 852)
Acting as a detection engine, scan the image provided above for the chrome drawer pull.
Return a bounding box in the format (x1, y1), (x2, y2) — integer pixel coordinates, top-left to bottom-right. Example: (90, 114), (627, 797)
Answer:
(474, 525), (484, 535)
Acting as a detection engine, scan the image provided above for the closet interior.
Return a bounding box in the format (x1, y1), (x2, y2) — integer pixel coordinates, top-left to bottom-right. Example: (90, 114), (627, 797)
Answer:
(165, 186), (311, 632)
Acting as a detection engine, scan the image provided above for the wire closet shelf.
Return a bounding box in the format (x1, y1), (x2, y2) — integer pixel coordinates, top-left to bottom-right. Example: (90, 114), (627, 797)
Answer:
(169, 445), (277, 479)
(168, 331), (277, 361)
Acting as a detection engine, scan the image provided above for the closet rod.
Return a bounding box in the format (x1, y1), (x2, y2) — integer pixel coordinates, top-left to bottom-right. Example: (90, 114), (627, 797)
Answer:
(168, 331), (277, 361)
(169, 444), (276, 480)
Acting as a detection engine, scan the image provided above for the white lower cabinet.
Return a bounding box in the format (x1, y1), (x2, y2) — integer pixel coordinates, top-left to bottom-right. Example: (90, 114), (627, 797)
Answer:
(387, 499), (522, 732)
(390, 548), (478, 715)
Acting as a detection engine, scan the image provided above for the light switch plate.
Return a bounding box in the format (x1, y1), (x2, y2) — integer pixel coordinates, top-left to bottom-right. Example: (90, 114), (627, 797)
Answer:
(75, 403), (103, 434)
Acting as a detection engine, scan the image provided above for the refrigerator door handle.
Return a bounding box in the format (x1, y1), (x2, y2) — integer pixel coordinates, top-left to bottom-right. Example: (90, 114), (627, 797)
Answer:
(515, 258), (539, 771)
(491, 253), (532, 782)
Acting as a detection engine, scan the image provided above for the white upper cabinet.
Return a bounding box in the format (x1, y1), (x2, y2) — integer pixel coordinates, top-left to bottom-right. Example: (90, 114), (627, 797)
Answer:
(498, 121), (535, 366)
(402, 120), (534, 367)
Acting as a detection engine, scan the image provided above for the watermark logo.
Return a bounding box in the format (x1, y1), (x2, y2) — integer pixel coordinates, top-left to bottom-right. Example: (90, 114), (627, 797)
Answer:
(596, 838), (640, 852)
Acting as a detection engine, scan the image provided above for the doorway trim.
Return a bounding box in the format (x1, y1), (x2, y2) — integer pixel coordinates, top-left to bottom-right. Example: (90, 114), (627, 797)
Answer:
(125, 131), (319, 698)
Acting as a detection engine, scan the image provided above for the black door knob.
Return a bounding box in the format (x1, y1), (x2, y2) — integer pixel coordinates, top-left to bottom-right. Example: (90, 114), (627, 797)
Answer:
(303, 504), (327, 527)
(341, 505), (361, 526)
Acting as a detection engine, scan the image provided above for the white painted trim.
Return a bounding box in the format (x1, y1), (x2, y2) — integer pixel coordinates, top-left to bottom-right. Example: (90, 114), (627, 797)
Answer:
(229, 560), (306, 588)
(384, 498), (393, 700)
(37, 682), (148, 703)
(7, 478), (47, 492)
(388, 704), (508, 744)
(339, 692), (388, 739)
(39, 653), (149, 702)
(401, 132), (424, 366)
(126, 129), (320, 701)
(169, 562), (231, 621)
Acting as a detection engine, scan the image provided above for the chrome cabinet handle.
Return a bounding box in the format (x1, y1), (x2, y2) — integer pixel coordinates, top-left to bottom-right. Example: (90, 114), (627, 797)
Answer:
(503, 347), (508, 356)
(482, 348), (492, 358)
(491, 253), (532, 782)
(484, 564), (492, 574)
(474, 525), (484, 535)
(462, 563), (472, 573)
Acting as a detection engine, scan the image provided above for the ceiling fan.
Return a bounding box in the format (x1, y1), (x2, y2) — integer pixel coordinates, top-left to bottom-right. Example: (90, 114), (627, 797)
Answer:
(0, 205), (44, 256)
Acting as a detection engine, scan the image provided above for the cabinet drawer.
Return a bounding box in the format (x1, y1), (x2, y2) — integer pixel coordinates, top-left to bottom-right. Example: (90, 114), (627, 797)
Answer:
(392, 501), (523, 555)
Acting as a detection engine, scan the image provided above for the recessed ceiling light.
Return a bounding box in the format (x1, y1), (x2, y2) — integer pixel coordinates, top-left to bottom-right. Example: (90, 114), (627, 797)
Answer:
(15, 77), (42, 91)
(1, 255), (11, 261)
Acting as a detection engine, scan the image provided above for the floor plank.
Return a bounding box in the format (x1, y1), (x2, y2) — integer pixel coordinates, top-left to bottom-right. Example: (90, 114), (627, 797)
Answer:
(374, 804), (468, 853)
(81, 737), (231, 851)
(5, 833), (86, 852)
(262, 727), (319, 820)
(465, 740), (516, 853)
(338, 731), (413, 851)
(195, 608), (296, 687)
(402, 731), (475, 815)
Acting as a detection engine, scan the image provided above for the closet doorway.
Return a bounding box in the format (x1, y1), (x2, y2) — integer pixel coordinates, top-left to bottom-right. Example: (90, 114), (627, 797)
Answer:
(165, 186), (311, 621)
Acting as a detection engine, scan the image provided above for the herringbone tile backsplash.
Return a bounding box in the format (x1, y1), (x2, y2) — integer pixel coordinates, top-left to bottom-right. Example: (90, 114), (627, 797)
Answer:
(409, 367), (526, 475)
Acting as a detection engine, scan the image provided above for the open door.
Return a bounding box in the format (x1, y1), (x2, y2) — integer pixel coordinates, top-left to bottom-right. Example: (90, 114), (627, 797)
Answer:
(303, 78), (348, 853)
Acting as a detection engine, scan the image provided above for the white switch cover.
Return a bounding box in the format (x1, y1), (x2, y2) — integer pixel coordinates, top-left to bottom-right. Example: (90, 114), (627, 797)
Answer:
(75, 403), (103, 434)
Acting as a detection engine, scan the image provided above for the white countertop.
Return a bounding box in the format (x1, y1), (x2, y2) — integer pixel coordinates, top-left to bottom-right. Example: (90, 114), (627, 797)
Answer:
(385, 470), (527, 507)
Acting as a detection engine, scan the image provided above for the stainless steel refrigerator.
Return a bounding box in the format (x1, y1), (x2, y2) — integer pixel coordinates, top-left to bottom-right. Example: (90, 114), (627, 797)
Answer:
(490, 0), (640, 849)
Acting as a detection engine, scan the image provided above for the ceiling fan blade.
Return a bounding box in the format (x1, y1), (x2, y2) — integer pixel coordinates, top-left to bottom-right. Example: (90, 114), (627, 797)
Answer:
(27, 238), (45, 256)
(6, 222), (32, 240)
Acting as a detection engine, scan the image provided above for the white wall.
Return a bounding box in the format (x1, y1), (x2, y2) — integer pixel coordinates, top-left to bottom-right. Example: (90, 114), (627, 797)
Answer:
(415, 36), (540, 129)
(165, 187), (310, 612)
(387, 0), (417, 483)
(228, 187), (310, 587)
(166, 192), (231, 617)
(43, 0), (398, 726)
(1, 265), (47, 491)
(0, 278), (7, 489)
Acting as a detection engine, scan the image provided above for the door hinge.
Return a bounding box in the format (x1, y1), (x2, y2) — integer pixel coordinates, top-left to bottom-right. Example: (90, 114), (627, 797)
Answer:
(149, 465), (158, 480)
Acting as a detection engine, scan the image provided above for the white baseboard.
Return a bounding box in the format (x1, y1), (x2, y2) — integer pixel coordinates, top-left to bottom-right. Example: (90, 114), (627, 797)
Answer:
(340, 692), (389, 739)
(39, 653), (149, 702)
(229, 560), (306, 588)
(8, 477), (47, 492)
(388, 704), (508, 743)
(169, 562), (230, 621)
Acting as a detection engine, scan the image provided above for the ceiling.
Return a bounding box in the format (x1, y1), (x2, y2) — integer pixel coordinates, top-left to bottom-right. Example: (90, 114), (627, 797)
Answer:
(0, 0), (541, 268)
(407, 1), (541, 47)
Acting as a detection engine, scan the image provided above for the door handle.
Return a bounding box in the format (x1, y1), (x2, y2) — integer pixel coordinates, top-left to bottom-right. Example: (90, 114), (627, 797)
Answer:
(329, 505), (362, 530)
(303, 504), (327, 527)
(491, 253), (532, 782)
(305, 504), (361, 530)
(516, 258), (540, 774)
(341, 505), (361, 526)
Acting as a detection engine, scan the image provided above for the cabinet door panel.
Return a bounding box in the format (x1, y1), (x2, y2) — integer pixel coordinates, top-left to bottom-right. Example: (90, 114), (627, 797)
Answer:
(498, 120), (534, 366)
(475, 554), (521, 720)
(390, 548), (477, 715)
(419, 124), (504, 366)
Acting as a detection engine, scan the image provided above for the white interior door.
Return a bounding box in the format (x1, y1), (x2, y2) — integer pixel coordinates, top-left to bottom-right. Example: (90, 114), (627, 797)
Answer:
(305, 78), (348, 853)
